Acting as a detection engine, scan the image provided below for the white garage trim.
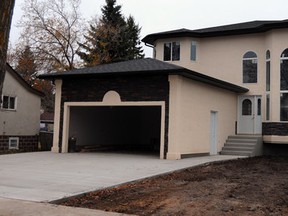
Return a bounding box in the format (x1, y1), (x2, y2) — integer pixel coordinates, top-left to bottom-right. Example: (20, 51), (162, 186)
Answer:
(51, 80), (62, 153)
(61, 101), (166, 159)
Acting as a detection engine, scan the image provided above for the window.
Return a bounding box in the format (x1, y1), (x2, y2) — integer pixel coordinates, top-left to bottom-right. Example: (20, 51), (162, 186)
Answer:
(280, 93), (288, 121)
(257, 98), (261, 116)
(266, 94), (270, 121)
(1, 95), (16, 110)
(243, 51), (258, 83)
(190, 41), (197, 61)
(242, 99), (252, 115)
(9, 137), (19, 149)
(266, 50), (271, 91)
(280, 49), (288, 121)
(266, 50), (271, 121)
(163, 42), (180, 61)
(280, 49), (288, 90)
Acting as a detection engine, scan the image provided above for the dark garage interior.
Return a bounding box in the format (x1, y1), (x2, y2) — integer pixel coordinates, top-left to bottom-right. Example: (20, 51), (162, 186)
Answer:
(68, 106), (161, 154)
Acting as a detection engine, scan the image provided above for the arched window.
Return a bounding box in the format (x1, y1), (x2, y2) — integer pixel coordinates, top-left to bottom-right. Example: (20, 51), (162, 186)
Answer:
(243, 51), (258, 83)
(242, 99), (252, 115)
(266, 50), (271, 121)
(280, 48), (288, 121)
(266, 50), (270, 91)
(280, 49), (288, 90)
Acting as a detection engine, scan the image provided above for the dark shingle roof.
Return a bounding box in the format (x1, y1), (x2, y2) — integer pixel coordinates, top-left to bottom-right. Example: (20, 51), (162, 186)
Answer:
(142, 19), (288, 45)
(38, 58), (185, 78)
(38, 58), (248, 93)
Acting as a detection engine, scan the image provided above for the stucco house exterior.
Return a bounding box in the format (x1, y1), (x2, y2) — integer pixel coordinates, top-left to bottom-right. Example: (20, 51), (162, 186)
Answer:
(0, 64), (43, 152)
(40, 19), (288, 159)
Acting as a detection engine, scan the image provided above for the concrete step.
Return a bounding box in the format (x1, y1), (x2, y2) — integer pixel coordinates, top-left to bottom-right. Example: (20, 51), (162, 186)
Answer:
(222, 146), (254, 151)
(224, 142), (256, 148)
(220, 150), (252, 156)
(220, 135), (263, 157)
(227, 139), (258, 143)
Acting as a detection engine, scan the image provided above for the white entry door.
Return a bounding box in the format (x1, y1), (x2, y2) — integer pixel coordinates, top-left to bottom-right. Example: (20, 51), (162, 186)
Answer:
(210, 111), (218, 155)
(237, 96), (262, 134)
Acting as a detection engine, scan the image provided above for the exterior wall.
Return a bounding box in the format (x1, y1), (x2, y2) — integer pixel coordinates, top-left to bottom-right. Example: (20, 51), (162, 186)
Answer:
(168, 75), (237, 159)
(0, 71), (41, 136)
(154, 29), (288, 142)
(55, 75), (170, 157)
(0, 135), (38, 152)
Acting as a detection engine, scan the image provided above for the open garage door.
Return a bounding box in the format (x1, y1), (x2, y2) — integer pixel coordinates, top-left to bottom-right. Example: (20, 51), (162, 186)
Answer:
(68, 106), (162, 155)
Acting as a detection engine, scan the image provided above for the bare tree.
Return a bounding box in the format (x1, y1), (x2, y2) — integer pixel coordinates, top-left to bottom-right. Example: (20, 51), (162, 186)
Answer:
(0, 0), (15, 96)
(19, 0), (83, 73)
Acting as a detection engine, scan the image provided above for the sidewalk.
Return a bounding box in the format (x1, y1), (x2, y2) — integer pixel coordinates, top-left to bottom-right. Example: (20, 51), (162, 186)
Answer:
(0, 198), (133, 216)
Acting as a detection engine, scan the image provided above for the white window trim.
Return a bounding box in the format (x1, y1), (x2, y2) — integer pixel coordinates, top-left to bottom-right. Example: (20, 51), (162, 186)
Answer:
(1, 95), (17, 111)
(9, 137), (19, 150)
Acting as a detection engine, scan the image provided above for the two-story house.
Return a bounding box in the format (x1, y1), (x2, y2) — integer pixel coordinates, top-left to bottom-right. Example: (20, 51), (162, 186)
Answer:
(40, 20), (288, 159)
(0, 64), (43, 152)
(142, 20), (288, 156)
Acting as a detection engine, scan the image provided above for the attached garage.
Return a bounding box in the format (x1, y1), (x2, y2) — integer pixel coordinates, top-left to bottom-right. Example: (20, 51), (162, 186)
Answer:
(68, 105), (162, 154)
(39, 58), (248, 159)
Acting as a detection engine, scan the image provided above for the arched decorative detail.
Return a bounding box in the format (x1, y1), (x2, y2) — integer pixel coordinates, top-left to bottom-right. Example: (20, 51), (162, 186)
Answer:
(103, 90), (121, 103)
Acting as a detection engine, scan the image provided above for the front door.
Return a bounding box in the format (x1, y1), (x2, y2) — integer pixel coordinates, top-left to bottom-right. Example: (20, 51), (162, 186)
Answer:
(237, 96), (262, 134)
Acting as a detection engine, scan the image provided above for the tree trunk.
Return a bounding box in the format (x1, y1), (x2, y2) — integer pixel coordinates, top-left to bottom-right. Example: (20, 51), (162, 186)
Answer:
(0, 0), (16, 97)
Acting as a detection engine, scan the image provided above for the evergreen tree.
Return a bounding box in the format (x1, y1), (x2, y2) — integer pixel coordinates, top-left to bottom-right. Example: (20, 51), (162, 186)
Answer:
(77, 0), (144, 66)
(126, 16), (144, 60)
(16, 46), (37, 85)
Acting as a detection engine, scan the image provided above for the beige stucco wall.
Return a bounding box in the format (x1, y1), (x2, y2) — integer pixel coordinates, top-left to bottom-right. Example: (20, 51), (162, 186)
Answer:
(167, 75), (237, 159)
(154, 29), (288, 123)
(0, 70), (41, 135)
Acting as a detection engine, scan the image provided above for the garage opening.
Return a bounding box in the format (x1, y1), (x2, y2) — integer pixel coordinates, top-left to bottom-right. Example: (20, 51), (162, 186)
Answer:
(68, 106), (162, 155)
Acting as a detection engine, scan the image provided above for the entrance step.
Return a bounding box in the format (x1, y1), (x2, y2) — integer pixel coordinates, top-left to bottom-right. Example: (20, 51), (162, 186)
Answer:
(220, 135), (263, 157)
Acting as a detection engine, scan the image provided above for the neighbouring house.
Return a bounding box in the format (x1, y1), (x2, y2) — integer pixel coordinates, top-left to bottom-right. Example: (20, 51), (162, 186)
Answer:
(39, 19), (288, 159)
(0, 64), (43, 152)
(40, 112), (54, 132)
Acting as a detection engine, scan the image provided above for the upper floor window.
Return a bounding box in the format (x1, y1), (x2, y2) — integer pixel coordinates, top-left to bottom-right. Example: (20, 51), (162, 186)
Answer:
(266, 50), (271, 91)
(190, 41), (197, 61)
(164, 42), (180, 61)
(243, 51), (258, 83)
(1, 95), (17, 110)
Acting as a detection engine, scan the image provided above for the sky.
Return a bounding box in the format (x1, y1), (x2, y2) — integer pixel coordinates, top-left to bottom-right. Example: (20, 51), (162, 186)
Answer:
(9, 0), (288, 57)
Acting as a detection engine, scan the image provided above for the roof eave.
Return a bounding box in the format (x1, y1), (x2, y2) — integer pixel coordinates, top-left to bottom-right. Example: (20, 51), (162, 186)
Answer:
(179, 71), (249, 93)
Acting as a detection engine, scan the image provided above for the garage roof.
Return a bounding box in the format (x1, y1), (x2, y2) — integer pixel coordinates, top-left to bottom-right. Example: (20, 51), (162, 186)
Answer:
(38, 58), (248, 93)
(142, 19), (288, 45)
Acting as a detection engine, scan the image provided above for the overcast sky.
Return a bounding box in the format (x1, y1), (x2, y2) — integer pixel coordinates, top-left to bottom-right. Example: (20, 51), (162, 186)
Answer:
(9, 0), (288, 57)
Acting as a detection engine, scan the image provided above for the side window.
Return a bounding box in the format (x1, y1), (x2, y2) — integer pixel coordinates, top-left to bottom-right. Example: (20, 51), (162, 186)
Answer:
(242, 99), (252, 115)
(243, 51), (258, 83)
(190, 41), (197, 61)
(1, 95), (17, 110)
(163, 42), (180, 61)
(164, 43), (172, 61)
(257, 98), (261, 116)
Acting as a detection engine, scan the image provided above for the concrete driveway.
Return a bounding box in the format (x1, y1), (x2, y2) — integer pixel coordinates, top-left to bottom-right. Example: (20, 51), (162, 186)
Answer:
(0, 152), (242, 202)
